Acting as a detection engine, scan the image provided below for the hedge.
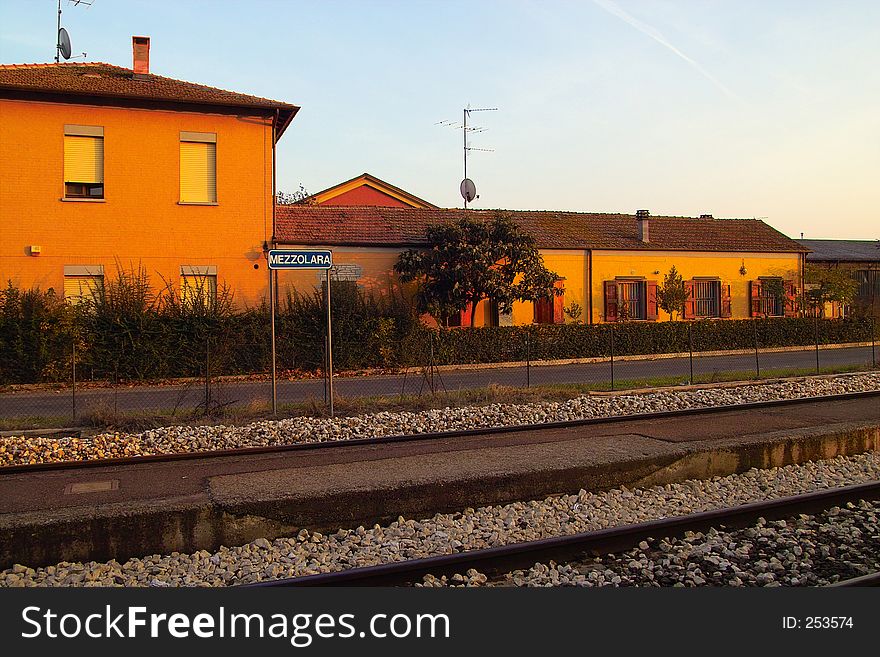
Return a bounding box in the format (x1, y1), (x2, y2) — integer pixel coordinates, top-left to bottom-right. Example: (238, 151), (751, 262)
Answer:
(0, 280), (876, 385)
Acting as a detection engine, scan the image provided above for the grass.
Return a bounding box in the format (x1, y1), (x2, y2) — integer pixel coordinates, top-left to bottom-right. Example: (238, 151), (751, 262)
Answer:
(1, 364), (876, 434)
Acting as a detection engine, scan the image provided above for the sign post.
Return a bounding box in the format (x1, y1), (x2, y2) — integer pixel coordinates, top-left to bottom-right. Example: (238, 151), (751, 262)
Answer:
(267, 249), (334, 416)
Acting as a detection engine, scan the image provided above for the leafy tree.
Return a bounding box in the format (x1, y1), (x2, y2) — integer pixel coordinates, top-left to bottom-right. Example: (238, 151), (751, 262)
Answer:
(394, 213), (561, 327)
(803, 264), (859, 318)
(276, 183), (314, 205)
(656, 265), (688, 320)
(564, 301), (583, 324)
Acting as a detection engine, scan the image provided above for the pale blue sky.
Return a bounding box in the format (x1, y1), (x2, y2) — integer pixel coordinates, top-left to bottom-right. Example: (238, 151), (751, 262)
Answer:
(2, 1), (878, 239)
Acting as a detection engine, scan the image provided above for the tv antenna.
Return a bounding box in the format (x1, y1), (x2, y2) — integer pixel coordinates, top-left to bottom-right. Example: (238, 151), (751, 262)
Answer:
(436, 105), (497, 208)
(55, 0), (92, 63)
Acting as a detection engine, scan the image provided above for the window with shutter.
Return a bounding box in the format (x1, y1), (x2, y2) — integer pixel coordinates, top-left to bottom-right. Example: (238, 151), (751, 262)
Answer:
(617, 281), (647, 320)
(693, 280), (721, 318)
(64, 126), (104, 198)
(180, 268), (217, 308)
(64, 276), (103, 305)
(604, 281), (618, 322)
(180, 133), (217, 203)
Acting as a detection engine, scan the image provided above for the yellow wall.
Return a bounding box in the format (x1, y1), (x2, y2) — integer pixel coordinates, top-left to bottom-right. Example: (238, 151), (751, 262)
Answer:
(0, 97), (274, 306)
(589, 250), (803, 322)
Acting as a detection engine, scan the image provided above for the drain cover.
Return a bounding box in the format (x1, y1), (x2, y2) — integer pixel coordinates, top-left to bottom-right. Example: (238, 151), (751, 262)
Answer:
(64, 480), (119, 495)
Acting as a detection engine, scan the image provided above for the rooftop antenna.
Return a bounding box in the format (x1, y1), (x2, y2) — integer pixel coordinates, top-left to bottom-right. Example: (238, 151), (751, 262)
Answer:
(55, 0), (92, 63)
(436, 105), (497, 208)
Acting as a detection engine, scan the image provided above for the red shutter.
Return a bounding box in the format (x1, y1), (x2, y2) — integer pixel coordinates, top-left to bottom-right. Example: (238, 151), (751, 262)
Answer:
(553, 280), (565, 324)
(683, 281), (696, 319)
(646, 281), (658, 320)
(460, 302), (474, 327)
(749, 280), (762, 317)
(720, 283), (732, 318)
(783, 280), (798, 317)
(604, 281), (618, 322)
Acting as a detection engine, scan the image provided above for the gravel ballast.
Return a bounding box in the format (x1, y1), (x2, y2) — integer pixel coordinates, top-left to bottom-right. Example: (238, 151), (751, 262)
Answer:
(2, 451), (879, 587)
(423, 500), (880, 588)
(2, 373), (878, 467)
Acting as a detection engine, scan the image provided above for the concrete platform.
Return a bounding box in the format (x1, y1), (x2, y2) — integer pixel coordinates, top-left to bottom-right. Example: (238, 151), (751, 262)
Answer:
(0, 396), (878, 568)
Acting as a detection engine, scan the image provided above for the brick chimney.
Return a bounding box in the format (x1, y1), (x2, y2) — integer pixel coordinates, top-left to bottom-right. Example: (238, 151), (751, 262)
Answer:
(132, 36), (150, 77)
(636, 209), (650, 243)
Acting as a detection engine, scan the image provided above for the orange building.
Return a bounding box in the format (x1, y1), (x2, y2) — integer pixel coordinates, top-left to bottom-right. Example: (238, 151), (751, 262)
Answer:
(0, 37), (298, 306)
(274, 206), (808, 326)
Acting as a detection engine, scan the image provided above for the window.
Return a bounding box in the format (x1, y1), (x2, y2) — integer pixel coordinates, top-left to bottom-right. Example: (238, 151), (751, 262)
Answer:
(618, 281), (646, 320)
(604, 280), (658, 321)
(180, 132), (217, 203)
(64, 125), (103, 198)
(63, 265), (104, 305)
(750, 278), (794, 317)
(180, 266), (217, 307)
(694, 279), (721, 318)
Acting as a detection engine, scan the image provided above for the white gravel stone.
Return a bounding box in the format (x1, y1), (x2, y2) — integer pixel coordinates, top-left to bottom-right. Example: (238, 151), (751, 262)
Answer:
(2, 372), (878, 466)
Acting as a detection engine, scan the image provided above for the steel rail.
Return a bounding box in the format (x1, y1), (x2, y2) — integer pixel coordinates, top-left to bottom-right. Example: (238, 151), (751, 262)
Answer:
(249, 480), (880, 587)
(828, 572), (880, 587)
(2, 388), (878, 475)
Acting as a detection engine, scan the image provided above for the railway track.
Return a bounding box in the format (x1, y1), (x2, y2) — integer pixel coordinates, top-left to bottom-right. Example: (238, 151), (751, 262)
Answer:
(2, 388), (879, 474)
(250, 480), (880, 588)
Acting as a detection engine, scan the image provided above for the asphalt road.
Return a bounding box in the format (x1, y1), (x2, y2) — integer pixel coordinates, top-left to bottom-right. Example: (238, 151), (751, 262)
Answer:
(1, 346), (876, 422)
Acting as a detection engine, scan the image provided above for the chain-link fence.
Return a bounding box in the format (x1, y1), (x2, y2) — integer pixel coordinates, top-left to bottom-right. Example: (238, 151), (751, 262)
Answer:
(1, 317), (876, 431)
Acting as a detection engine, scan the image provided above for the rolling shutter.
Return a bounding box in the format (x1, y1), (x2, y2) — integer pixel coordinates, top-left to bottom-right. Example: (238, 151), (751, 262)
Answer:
(64, 135), (103, 183)
(64, 275), (103, 305)
(180, 140), (217, 203)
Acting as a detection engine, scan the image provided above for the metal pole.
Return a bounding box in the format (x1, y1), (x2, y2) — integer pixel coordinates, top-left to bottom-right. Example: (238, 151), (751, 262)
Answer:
(814, 313), (820, 375)
(688, 322), (694, 385)
(609, 324), (615, 391)
(526, 330), (531, 389)
(463, 107), (467, 209)
(323, 336), (328, 404)
(205, 339), (211, 409)
(754, 319), (760, 379)
(326, 269), (334, 417)
(55, 0), (61, 63)
(270, 265), (277, 416)
(71, 338), (76, 421)
(872, 317), (876, 368)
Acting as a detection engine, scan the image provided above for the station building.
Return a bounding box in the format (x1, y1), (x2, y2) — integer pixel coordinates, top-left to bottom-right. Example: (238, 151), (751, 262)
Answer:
(274, 205), (809, 326)
(0, 37), (298, 307)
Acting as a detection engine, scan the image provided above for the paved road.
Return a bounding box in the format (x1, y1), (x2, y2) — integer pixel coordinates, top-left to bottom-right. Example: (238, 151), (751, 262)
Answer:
(1, 346), (875, 421)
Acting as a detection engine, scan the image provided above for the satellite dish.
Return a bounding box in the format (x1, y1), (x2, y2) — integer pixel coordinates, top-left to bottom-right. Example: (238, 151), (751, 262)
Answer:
(460, 178), (476, 203)
(58, 28), (72, 60)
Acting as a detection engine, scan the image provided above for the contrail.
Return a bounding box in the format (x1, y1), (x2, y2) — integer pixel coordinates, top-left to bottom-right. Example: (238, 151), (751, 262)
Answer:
(592, 0), (742, 103)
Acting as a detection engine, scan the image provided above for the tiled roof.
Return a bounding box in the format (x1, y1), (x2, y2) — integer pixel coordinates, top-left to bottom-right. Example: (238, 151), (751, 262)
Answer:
(798, 239), (880, 262)
(0, 63), (298, 136)
(275, 206), (809, 253)
(307, 172), (438, 208)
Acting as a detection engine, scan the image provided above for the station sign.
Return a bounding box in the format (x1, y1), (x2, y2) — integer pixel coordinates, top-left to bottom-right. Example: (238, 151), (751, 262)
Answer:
(267, 249), (333, 270)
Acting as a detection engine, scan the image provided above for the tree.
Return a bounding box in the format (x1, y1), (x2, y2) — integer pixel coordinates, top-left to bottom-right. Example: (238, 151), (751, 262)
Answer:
(803, 264), (859, 317)
(394, 213), (562, 327)
(656, 265), (688, 320)
(276, 183), (314, 205)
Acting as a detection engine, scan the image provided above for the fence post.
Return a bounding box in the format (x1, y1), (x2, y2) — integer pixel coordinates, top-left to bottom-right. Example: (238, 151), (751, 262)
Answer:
(687, 322), (694, 384)
(525, 330), (531, 389)
(609, 324), (615, 391)
(204, 339), (211, 410)
(114, 364), (118, 417)
(872, 317), (876, 368)
(814, 314), (820, 375)
(71, 338), (77, 422)
(753, 319), (760, 379)
(429, 332), (436, 395)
